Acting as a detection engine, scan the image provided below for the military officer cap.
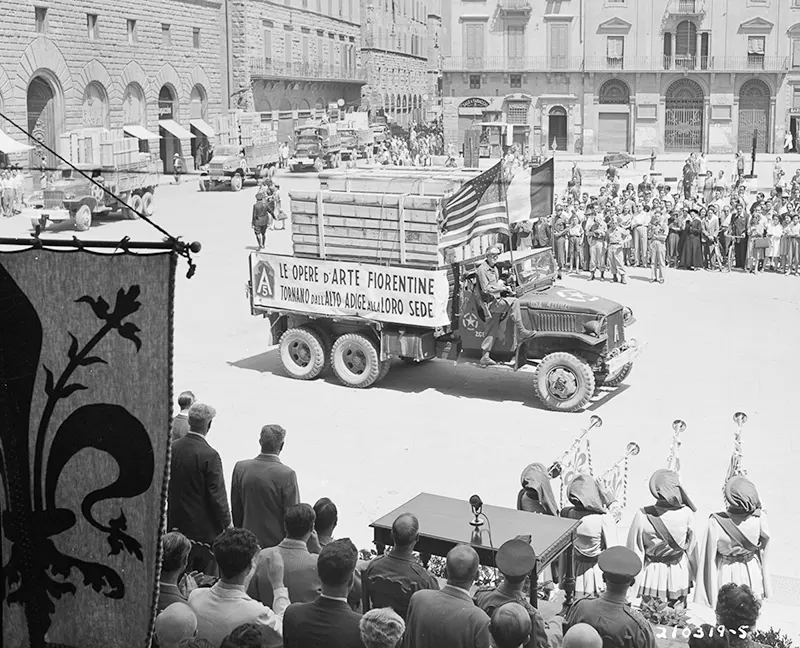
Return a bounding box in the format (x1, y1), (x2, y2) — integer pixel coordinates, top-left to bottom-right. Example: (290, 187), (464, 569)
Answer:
(495, 538), (536, 578)
(597, 546), (642, 583)
(486, 244), (503, 256)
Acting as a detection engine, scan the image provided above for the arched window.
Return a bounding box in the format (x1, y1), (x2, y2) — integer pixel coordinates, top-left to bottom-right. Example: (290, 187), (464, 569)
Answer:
(599, 79), (630, 105)
(123, 82), (146, 126)
(675, 20), (697, 64)
(82, 81), (110, 129)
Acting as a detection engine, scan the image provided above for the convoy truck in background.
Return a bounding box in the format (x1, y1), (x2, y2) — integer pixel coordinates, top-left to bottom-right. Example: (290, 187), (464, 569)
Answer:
(24, 128), (159, 232)
(200, 112), (279, 191)
(289, 122), (342, 172)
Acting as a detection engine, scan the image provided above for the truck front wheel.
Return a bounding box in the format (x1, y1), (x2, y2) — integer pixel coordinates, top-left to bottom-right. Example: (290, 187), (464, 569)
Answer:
(278, 327), (327, 380)
(314, 158), (324, 173)
(231, 173), (243, 192)
(533, 352), (595, 412)
(331, 333), (381, 389)
(72, 204), (92, 232)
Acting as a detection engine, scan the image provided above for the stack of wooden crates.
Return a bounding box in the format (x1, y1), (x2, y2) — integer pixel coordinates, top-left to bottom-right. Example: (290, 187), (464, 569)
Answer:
(290, 166), (498, 269)
(214, 112), (277, 147)
(58, 128), (140, 167)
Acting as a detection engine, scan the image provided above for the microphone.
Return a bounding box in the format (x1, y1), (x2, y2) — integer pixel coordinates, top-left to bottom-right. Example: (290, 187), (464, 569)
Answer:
(469, 494), (484, 528)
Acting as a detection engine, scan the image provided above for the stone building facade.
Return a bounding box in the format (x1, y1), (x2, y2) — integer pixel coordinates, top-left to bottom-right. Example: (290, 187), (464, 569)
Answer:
(228, 0), (366, 143)
(441, 0), (796, 156)
(426, 0), (442, 120)
(0, 0), (223, 172)
(360, 0), (429, 127)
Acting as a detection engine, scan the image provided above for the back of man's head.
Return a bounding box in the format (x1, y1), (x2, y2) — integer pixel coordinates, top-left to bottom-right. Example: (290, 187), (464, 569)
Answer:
(188, 403), (216, 433)
(178, 639), (215, 648)
(313, 497), (338, 534)
(390, 513), (419, 548)
(284, 503), (316, 540)
(259, 424), (286, 454)
(360, 607), (406, 648)
(156, 603), (198, 648)
(490, 603), (531, 648)
(177, 391), (196, 410)
(318, 538), (358, 589)
(213, 528), (260, 581)
(563, 624), (603, 648)
(161, 531), (192, 574)
(220, 623), (265, 648)
(445, 544), (480, 586)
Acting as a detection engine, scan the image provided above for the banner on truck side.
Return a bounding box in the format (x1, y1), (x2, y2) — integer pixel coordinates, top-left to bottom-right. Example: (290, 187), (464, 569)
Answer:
(250, 253), (451, 328)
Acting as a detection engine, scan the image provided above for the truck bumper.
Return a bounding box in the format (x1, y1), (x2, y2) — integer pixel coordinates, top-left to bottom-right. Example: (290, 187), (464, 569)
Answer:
(29, 208), (71, 223)
(605, 338), (645, 375)
(291, 157), (315, 167)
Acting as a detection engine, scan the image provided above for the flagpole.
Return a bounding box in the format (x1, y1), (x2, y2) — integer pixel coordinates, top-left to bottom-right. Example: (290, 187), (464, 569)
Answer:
(502, 159), (515, 268)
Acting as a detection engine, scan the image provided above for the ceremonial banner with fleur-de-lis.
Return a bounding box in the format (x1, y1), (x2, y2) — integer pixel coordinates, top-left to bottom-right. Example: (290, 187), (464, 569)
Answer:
(1, 248), (175, 648)
(559, 439), (593, 508)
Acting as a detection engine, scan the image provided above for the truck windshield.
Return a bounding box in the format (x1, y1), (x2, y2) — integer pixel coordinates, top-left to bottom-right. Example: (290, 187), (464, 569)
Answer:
(60, 169), (72, 179)
(213, 145), (242, 157)
(297, 136), (320, 144)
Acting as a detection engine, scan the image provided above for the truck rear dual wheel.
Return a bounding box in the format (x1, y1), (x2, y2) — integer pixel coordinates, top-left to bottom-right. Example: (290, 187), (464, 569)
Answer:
(533, 352), (596, 412)
(331, 333), (382, 389)
(72, 204), (92, 232)
(142, 192), (155, 216)
(279, 327), (328, 380)
(124, 193), (143, 220)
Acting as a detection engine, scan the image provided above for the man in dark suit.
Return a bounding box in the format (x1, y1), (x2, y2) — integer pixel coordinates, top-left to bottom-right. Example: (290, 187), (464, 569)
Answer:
(168, 402), (232, 573)
(283, 538), (365, 648)
(403, 544), (491, 648)
(231, 425), (300, 550)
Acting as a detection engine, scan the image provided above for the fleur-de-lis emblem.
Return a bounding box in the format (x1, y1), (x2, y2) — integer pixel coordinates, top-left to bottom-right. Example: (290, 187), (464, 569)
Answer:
(1, 263), (154, 648)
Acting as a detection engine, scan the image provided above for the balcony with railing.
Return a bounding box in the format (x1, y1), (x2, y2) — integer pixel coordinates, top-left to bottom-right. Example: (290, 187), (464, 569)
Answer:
(497, 0), (531, 16)
(672, 0), (701, 14)
(248, 58), (367, 83)
(583, 55), (788, 72)
(442, 55), (584, 72)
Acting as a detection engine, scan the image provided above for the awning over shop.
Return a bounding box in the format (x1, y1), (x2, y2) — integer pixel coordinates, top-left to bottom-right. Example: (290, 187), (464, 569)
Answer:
(0, 129), (33, 154)
(484, 98), (505, 113)
(189, 119), (215, 138)
(159, 119), (194, 139)
(123, 124), (161, 140)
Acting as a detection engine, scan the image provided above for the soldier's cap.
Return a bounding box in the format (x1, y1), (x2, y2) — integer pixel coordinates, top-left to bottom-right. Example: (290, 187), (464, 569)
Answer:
(597, 546), (642, 582)
(486, 245), (503, 256)
(495, 538), (536, 578)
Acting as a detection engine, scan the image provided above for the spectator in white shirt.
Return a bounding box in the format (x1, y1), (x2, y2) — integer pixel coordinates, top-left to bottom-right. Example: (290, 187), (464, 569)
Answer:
(189, 528), (289, 648)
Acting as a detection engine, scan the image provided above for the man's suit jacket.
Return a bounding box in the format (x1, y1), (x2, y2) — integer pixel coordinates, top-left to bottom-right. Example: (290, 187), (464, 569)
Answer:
(231, 454), (299, 549)
(167, 433), (231, 544)
(248, 538), (321, 607)
(403, 585), (491, 648)
(283, 596), (365, 648)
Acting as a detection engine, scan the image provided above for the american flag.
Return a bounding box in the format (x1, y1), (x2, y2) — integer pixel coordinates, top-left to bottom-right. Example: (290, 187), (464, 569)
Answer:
(439, 162), (509, 249)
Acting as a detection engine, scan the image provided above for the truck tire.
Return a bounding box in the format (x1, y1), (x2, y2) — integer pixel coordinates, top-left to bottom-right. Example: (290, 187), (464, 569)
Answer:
(124, 193), (143, 220)
(198, 178), (207, 191)
(331, 333), (381, 389)
(533, 352), (595, 413)
(278, 327), (327, 380)
(598, 362), (633, 388)
(314, 158), (324, 173)
(231, 173), (243, 192)
(72, 204), (92, 232)
(376, 359), (392, 382)
(142, 192), (155, 216)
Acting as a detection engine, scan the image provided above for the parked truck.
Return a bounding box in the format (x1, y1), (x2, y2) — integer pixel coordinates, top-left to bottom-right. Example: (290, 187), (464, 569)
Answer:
(289, 122), (342, 173)
(200, 112), (279, 191)
(24, 129), (159, 232)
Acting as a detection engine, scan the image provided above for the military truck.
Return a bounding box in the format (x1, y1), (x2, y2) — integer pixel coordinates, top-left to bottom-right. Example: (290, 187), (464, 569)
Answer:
(200, 112), (279, 191)
(247, 247), (643, 412)
(26, 158), (159, 232)
(289, 123), (342, 172)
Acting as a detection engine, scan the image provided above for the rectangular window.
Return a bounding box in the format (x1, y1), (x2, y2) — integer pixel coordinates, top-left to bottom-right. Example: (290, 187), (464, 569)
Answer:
(606, 35), (624, 68)
(794, 87), (800, 110)
(469, 74), (481, 89)
(507, 26), (524, 66)
(161, 24), (171, 47)
(317, 0), (322, 11)
(339, 0), (343, 16)
(193, 27), (201, 49)
(549, 23), (569, 69)
(510, 74), (522, 88)
(35, 6), (47, 33)
(127, 19), (137, 43)
(87, 14), (99, 40)
(264, 29), (273, 64)
(285, 32), (292, 67)
(793, 38), (800, 68)
(463, 23), (485, 66)
(794, 0), (800, 7)
(508, 103), (527, 124)
(302, 0), (308, 7)
(747, 35), (765, 68)
(678, 0), (695, 11)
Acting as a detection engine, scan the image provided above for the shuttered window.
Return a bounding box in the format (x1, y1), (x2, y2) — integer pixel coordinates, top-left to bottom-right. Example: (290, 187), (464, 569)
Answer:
(793, 39), (800, 68)
(463, 23), (485, 63)
(549, 23), (568, 68)
(675, 20), (696, 56)
(507, 26), (524, 64)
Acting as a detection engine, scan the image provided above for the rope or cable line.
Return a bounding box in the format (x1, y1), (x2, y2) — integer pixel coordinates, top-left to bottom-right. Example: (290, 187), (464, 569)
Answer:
(0, 111), (201, 278)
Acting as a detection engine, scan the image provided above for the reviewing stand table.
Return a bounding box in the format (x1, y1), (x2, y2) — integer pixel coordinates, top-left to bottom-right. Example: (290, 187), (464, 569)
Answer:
(369, 492), (581, 608)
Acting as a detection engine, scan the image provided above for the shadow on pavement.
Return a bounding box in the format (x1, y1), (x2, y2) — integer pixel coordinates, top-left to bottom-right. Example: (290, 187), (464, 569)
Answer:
(230, 350), (630, 412)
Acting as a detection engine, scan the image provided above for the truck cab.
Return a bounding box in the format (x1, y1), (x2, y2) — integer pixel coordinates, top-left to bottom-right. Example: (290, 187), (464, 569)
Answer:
(290, 125), (342, 172)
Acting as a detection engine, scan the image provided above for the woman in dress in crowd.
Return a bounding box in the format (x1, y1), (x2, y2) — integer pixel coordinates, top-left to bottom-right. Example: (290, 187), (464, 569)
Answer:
(627, 469), (698, 605)
(667, 209), (684, 268)
(766, 214), (784, 271)
(560, 474), (617, 598)
(715, 584), (769, 648)
(779, 214), (793, 273)
(695, 477), (771, 608)
(681, 208), (704, 270)
(787, 214), (800, 275)
(703, 172), (715, 205)
(746, 207), (767, 273)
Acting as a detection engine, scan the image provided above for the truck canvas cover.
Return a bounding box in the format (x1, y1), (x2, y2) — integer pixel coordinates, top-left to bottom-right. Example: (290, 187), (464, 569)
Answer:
(250, 253), (452, 328)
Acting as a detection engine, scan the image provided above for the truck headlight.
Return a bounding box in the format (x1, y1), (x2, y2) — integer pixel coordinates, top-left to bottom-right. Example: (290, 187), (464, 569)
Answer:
(583, 320), (601, 336)
(622, 307), (633, 325)
(63, 193), (75, 201)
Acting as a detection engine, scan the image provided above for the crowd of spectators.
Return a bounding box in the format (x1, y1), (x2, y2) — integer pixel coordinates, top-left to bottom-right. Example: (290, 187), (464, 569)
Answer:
(0, 167), (25, 217)
(373, 123), (445, 167)
(160, 396), (775, 648)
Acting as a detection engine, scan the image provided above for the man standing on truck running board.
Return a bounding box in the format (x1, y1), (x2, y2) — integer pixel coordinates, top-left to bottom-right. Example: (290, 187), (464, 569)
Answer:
(475, 245), (537, 367)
